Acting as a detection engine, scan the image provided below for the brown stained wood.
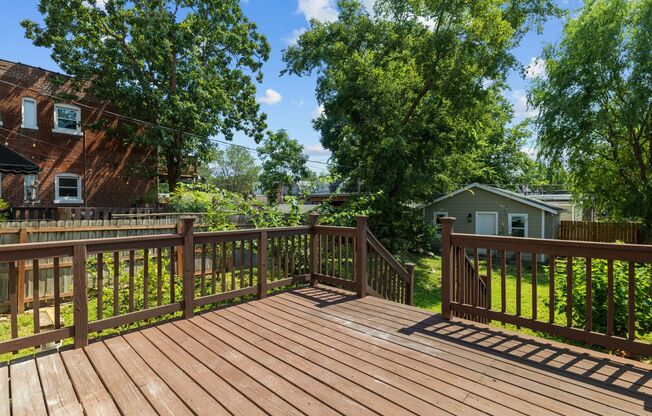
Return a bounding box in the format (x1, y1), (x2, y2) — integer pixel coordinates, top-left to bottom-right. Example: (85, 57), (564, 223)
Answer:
(128, 250), (135, 312)
(174, 318), (339, 416)
(0, 366), (8, 416)
(157, 247), (163, 306)
(549, 255), (555, 324)
(500, 251), (506, 314)
(532, 254), (537, 321)
(221, 242), (227, 293)
(628, 261), (636, 341)
(200, 244), (207, 296)
(516, 252), (522, 318)
(232, 241), (237, 288)
(160, 322), (303, 416)
(113, 251), (120, 316)
(122, 331), (229, 416)
(258, 232), (268, 299)
(104, 337), (193, 416)
(32, 259), (40, 334)
(61, 345), (120, 416)
(249, 240), (254, 286)
(169, 246), (176, 303)
(566, 256), (573, 328)
(143, 248), (149, 310)
(586, 258), (592, 332)
(36, 353), (83, 416)
(240, 240), (245, 287)
(73, 244), (88, 348)
(84, 342), (157, 416)
(9, 262), (18, 340)
(211, 243), (217, 294)
(97, 254), (104, 320)
(10, 360), (47, 416)
(140, 327), (266, 416)
(53, 257), (61, 328)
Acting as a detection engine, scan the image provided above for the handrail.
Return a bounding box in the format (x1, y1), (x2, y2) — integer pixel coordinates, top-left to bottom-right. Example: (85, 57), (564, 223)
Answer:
(366, 230), (411, 283)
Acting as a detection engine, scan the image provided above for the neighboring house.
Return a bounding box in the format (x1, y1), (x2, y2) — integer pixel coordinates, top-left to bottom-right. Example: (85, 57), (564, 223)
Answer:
(0, 59), (156, 209)
(518, 192), (583, 222)
(419, 183), (563, 239)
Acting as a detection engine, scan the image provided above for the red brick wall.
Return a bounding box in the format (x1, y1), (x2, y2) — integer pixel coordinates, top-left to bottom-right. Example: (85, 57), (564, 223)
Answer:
(0, 60), (157, 208)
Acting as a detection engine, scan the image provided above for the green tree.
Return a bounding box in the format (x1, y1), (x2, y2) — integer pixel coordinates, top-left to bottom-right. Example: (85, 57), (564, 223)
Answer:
(283, 0), (559, 247)
(203, 145), (260, 195)
(22, 0), (269, 192)
(531, 0), (652, 227)
(258, 130), (311, 204)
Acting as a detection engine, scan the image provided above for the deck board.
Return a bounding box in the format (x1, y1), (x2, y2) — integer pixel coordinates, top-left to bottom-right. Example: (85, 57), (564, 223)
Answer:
(5, 285), (652, 415)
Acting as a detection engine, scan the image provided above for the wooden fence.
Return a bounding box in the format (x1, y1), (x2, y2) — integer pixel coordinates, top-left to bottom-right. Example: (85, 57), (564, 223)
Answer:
(9, 206), (162, 221)
(558, 220), (640, 244)
(0, 215), (415, 355)
(440, 217), (652, 356)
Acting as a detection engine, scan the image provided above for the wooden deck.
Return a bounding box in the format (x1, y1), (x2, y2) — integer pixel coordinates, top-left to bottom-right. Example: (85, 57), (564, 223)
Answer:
(2, 285), (652, 416)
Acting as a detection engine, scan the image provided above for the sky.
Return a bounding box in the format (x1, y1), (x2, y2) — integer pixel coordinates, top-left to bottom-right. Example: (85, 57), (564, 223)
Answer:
(0, 0), (583, 172)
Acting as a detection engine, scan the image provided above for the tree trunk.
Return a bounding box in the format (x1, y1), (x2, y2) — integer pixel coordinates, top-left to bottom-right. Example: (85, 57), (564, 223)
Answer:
(166, 154), (180, 194)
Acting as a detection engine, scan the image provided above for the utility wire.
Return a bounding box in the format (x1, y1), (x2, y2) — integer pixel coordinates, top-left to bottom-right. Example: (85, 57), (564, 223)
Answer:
(0, 78), (348, 169)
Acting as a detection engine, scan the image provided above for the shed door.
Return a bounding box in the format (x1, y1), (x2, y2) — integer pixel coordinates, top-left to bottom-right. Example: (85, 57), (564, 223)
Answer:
(476, 212), (498, 235)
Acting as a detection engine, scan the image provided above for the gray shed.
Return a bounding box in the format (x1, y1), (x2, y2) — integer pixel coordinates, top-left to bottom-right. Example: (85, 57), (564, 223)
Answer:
(419, 183), (562, 239)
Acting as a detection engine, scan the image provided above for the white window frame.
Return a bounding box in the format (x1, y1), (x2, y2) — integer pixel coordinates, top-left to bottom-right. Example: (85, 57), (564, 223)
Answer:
(23, 174), (40, 203)
(433, 211), (448, 224)
(54, 173), (83, 204)
(21, 97), (38, 129)
(475, 211), (498, 235)
(508, 213), (529, 237)
(53, 103), (82, 135)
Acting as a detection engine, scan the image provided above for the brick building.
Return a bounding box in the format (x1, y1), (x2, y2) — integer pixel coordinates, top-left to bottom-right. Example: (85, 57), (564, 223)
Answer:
(0, 59), (157, 211)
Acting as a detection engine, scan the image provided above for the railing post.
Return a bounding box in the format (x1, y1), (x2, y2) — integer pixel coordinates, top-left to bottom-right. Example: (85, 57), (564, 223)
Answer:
(73, 244), (88, 349)
(258, 230), (268, 298)
(440, 217), (455, 319)
(309, 214), (319, 286)
(355, 216), (368, 298)
(181, 216), (195, 319)
(405, 262), (415, 305)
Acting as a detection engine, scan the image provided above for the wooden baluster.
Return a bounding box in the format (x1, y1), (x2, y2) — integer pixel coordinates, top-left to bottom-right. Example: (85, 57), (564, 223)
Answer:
(240, 240), (245, 287)
(440, 217), (454, 319)
(169, 247), (176, 303)
(473, 249), (479, 307)
(157, 247), (163, 306)
(249, 240), (254, 285)
(607, 259), (614, 336)
(486, 249), (492, 310)
(337, 236), (342, 279)
(232, 241), (237, 289)
(140, 249), (148, 311)
(516, 252), (522, 320)
(181, 217), (195, 318)
(258, 232), (268, 299)
(331, 235), (336, 278)
(324, 235), (329, 277)
(113, 251), (120, 316)
(585, 258), (592, 331)
(54, 257), (61, 328)
(200, 244), (207, 297)
(566, 256), (573, 328)
(549, 255), (555, 324)
(32, 259), (40, 334)
(221, 242), (227, 293)
(97, 254), (104, 320)
(500, 251), (507, 316)
(628, 261), (636, 341)
(532, 253), (537, 321)
(270, 239), (275, 283)
(128, 250), (135, 312)
(211, 243), (217, 294)
(9, 262), (18, 340)
(276, 237), (282, 282)
(73, 244), (88, 348)
(284, 236), (289, 279)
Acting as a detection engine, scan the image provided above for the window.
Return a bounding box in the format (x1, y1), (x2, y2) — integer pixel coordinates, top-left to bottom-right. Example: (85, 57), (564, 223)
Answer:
(22, 97), (37, 129)
(433, 212), (448, 224)
(55, 173), (83, 203)
(508, 213), (528, 237)
(53, 104), (81, 134)
(24, 174), (39, 202)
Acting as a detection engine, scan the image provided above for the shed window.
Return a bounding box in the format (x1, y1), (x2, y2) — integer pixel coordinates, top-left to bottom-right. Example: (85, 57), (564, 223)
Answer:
(508, 214), (528, 237)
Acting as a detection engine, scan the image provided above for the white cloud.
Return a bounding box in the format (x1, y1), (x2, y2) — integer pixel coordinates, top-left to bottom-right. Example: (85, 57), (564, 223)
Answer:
(284, 27), (307, 46)
(291, 100), (305, 107)
(311, 104), (325, 120)
(297, 0), (338, 22)
(305, 143), (331, 156)
(511, 90), (537, 119)
(525, 57), (546, 79)
(257, 88), (283, 105)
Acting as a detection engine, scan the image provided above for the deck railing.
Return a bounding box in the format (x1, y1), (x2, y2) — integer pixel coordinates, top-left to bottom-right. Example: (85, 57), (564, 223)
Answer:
(440, 217), (652, 356)
(0, 215), (414, 355)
